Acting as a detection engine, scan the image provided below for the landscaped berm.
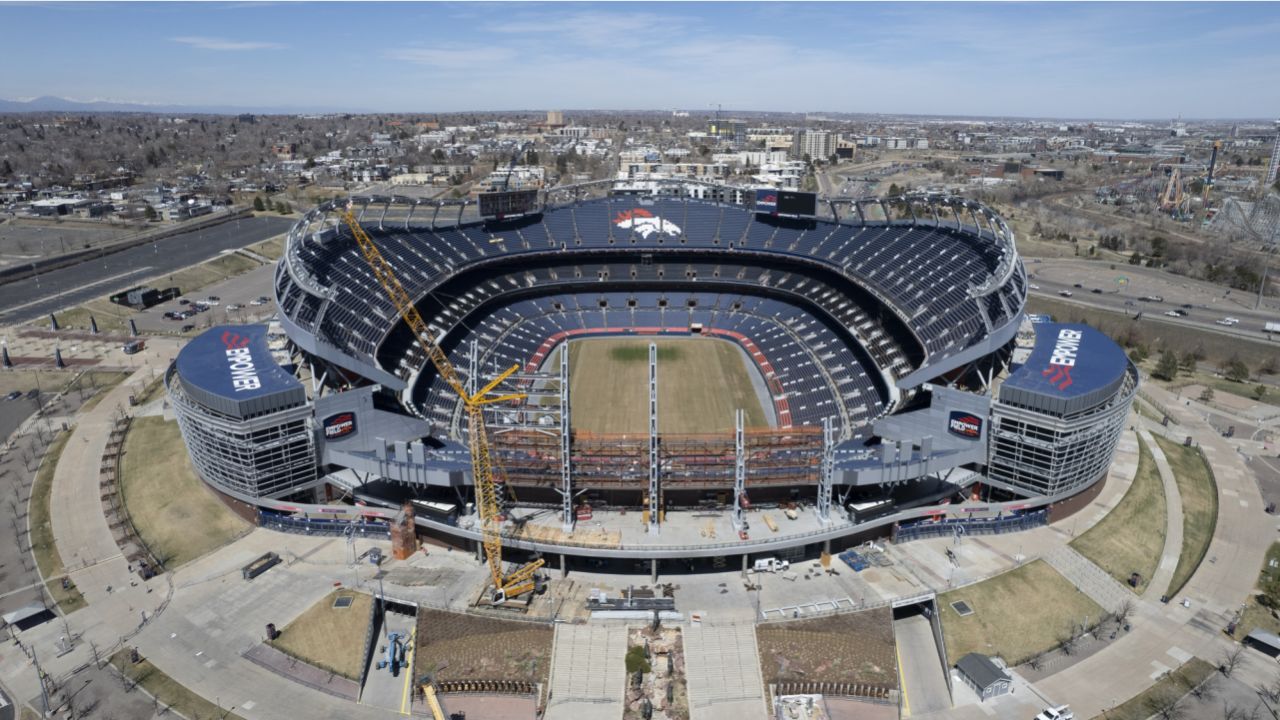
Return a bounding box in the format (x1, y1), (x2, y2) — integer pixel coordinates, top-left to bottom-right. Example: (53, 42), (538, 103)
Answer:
(1070, 435), (1166, 594)
(756, 606), (897, 688)
(269, 589), (374, 680)
(938, 559), (1104, 666)
(414, 609), (554, 687)
(120, 416), (248, 568)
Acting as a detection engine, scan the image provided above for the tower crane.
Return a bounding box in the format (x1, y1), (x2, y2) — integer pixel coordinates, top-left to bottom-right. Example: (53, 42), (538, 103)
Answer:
(340, 208), (544, 604)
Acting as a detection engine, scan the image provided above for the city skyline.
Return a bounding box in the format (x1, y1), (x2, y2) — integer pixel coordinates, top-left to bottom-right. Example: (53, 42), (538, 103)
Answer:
(1, 1), (1278, 119)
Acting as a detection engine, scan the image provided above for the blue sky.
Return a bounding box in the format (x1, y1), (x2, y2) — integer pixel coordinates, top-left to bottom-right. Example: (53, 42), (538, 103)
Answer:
(3, 2), (1278, 119)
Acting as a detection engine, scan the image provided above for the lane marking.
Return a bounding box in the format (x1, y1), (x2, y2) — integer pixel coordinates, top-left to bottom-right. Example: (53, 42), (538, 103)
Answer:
(897, 634), (911, 717)
(401, 624), (416, 715)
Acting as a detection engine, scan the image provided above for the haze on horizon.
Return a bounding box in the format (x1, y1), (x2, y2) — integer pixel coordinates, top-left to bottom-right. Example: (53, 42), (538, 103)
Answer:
(2, 1), (1278, 120)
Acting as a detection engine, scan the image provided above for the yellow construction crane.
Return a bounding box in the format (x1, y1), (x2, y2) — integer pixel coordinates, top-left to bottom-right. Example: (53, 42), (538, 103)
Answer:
(340, 208), (544, 603)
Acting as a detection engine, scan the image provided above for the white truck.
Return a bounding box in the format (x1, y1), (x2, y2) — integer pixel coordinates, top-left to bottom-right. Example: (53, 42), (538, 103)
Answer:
(1034, 705), (1074, 720)
(752, 558), (790, 573)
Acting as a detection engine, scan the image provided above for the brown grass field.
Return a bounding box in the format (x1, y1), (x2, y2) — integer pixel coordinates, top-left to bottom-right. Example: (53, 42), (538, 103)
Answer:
(938, 560), (1104, 666)
(1153, 435), (1218, 597)
(1070, 435), (1166, 594)
(567, 337), (769, 435)
(120, 416), (249, 568)
(270, 589), (374, 680)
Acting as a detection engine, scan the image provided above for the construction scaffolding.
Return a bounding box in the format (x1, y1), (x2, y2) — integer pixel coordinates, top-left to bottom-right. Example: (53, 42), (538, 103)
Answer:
(490, 425), (822, 491)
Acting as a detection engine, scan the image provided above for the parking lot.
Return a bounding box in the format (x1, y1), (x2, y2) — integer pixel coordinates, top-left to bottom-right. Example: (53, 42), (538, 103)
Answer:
(130, 264), (278, 334)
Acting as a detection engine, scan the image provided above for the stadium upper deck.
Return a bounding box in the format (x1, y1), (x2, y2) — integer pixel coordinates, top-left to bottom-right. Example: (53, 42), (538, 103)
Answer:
(274, 184), (1025, 438)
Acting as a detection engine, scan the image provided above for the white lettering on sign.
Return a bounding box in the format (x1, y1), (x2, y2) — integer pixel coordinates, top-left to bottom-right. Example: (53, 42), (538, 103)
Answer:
(226, 347), (262, 391)
(1049, 328), (1082, 367)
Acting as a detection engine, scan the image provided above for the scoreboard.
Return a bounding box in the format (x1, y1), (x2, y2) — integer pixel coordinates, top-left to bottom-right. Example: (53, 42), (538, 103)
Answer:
(478, 189), (539, 219)
(755, 189), (817, 218)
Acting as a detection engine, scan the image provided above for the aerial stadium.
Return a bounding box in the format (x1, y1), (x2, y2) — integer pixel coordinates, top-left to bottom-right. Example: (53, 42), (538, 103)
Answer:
(166, 180), (1137, 582)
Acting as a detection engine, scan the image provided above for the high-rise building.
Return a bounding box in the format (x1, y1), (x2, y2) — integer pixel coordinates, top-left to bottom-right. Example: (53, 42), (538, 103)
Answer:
(546, 110), (565, 127)
(798, 129), (835, 160)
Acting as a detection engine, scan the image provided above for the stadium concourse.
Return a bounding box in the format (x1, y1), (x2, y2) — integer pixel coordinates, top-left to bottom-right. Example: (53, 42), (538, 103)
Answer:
(162, 180), (1144, 573)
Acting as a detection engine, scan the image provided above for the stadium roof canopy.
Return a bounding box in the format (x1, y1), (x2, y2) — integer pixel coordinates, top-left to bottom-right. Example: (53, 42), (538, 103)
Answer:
(175, 324), (304, 419)
(1001, 323), (1130, 415)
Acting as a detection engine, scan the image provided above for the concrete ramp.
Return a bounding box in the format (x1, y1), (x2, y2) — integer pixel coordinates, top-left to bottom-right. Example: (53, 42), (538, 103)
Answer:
(545, 623), (627, 720)
(894, 614), (951, 717)
(683, 623), (767, 720)
(359, 608), (417, 714)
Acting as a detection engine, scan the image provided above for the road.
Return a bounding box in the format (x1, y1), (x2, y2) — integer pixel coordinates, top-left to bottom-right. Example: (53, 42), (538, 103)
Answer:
(1024, 257), (1280, 343)
(0, 216), (293, 324)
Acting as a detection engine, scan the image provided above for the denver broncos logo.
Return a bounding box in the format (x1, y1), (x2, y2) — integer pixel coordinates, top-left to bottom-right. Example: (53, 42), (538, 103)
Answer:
(614, 208), (682, 239)
(221, 331), (251, 350)
(1042, 363), (1073, 390)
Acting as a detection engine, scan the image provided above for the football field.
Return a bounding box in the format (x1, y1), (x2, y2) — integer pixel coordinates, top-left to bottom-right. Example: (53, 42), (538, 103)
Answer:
(566, 337), (770, 435)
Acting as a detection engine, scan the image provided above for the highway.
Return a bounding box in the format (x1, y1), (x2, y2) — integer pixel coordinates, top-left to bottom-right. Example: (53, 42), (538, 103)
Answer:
(0, 216), (293, 324)
(1024, 257), (1280, 344)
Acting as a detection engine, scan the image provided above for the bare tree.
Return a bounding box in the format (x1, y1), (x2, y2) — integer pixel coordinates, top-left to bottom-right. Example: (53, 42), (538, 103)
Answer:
(1148, 693), (1187, 720)
(1058, 631), (1077, 656)
(1189, 673), (1217, 702)
(1221, 644), (1246, 677)
(1116, 598), (1136, 625)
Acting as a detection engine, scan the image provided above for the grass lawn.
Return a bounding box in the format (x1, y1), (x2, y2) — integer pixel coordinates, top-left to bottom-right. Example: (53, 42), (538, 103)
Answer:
(1168, 371), (1278, 408)
(938, 560), (1104, 666)
(75, 370), (132, 414)
(0, 369), (80, 397)
(1071, 435), (1166, 594)
(1236, 542), (1280, 640)
(120, 416), (248, 568)
(1098, 657), (1214, 720)
(110, 648), (245, 720)
(269, 590), (374, 680)
(1153, 436), (1218, 597)
(756, 606), (897, 687)
(51, 299), (135, 335)
(247, 233), (286, 260)
(28, 428), (87, 613)
(568, 337), (769, 435)
(129, 374), (167, 407)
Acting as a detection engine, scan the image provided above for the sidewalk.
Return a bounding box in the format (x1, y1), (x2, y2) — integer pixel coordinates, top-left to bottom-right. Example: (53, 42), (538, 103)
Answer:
(1034, 381), (1272, 717)
(1138, 428), (1184, 601)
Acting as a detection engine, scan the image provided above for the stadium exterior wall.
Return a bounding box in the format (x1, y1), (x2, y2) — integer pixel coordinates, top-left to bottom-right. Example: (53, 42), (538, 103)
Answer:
(987, 362), (1137, 498)
(166, 362), (319, 501)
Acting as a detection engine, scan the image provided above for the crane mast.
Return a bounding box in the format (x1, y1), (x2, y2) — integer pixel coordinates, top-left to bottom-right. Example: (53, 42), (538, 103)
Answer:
(340, 208), (544, 603)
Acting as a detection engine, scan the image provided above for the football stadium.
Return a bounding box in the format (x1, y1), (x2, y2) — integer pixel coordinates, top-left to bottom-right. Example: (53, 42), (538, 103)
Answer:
(167, 180), (1137, 575)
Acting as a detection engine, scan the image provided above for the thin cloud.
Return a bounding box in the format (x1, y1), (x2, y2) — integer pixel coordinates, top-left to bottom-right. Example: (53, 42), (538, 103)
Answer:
(385, 45), (516, 69)
(171, 36), (287, 51)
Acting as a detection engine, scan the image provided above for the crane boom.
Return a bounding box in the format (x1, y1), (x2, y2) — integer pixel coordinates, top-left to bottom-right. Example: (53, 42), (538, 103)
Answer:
(340, 208), (543, 602)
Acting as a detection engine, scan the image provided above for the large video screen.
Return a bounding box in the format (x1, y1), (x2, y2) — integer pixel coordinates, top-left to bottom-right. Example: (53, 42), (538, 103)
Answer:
(478, 189), (539, 218)
(776, 191), (817, 217)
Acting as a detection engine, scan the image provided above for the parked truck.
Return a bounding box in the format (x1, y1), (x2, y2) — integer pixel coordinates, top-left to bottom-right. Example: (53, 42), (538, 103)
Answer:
(752, 558), (790, 573)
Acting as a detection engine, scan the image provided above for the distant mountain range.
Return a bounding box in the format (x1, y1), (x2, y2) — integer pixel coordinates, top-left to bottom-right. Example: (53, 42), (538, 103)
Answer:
(0, 96), (349, 115)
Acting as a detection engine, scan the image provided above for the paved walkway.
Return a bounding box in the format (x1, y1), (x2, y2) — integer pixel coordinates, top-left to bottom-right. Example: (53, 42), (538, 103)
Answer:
(545, 623), (627, 720)
(1034, 381), (1273, 717)
(683, 623), (767, 720)
(1138, 428), (1186, 601)
(1042, 545), (1134, 616)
